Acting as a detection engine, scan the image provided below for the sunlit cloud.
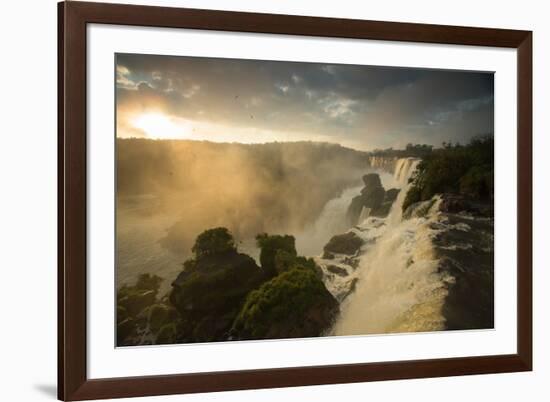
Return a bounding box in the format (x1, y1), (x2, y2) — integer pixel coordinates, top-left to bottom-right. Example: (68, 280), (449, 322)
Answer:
(116, 54), (494, 150)
(116, 64), (138, 90)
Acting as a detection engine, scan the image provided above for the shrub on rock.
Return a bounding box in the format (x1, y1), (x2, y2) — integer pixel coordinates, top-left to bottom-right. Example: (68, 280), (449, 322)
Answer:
(255, 233), (297, 277)
(169, 228), (266, 342)
(231, 264), (338, 340)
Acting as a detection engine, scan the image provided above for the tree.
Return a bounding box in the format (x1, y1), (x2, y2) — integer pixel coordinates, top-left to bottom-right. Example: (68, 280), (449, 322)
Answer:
(255, 233), (297, 277)
(191, 227), (236, 259)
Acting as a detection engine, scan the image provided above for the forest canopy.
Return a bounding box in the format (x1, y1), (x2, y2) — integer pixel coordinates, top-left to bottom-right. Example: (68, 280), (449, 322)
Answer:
(403, 135), (494, 211)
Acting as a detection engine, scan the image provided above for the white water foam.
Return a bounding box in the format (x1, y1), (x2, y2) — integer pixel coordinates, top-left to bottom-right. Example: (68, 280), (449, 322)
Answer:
(330, 158), (452, 335)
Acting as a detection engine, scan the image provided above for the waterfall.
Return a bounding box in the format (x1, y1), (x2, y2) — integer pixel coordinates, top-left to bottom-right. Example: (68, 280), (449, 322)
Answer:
(368, 155), (398, 173)
(387, 158), (420, 224)
(393, 157), (419, 187)
(331, 158), (449, 335)
(295, 185), (363, 256)
(296, 158), (420, 257)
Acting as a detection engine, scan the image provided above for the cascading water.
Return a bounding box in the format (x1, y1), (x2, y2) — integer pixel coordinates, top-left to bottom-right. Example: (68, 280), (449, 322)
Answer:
(295, 185), (363, 256)
(330, 157), (451, 335)
(393, 157), (419, 187)
(294, 167), (403, 257)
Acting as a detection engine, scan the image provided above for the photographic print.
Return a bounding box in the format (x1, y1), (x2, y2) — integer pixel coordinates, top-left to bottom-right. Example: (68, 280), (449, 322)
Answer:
(115, 54), (494, 347)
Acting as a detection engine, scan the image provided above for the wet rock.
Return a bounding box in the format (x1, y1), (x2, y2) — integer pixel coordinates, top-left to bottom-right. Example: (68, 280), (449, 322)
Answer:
(384, 188), (400, 203)
(324, 232), (364, 256)
(362, 173), (383, 188)
(403, 198), (437, 219)
(326, 265), (348, 277)
(434, 213), (494, 330)
(341, 278), (359, 301)
(438, 194), (492, 216)
(439, 194), (470, 213)
(347, 173), (386, 224)
(342, 256), (360, 269)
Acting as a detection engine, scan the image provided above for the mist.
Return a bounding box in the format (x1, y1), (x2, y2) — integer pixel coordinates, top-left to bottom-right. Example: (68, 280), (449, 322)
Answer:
(116, 138), (369, 288)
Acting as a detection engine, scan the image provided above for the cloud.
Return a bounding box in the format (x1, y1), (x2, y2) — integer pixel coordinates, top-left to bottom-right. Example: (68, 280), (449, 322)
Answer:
(116, 64), (138, 90)
(115, 54), (494, 150)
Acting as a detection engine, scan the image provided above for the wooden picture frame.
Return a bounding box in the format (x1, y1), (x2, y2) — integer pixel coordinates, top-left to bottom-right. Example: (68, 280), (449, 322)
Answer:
(58, 1), (532, 400)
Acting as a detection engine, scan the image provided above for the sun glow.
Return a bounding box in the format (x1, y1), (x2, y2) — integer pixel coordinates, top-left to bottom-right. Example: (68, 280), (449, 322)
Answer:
(131, 113), (188, 139)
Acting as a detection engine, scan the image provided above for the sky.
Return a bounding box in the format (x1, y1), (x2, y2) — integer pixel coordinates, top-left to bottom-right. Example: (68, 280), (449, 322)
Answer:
(116, 53), (494, 151)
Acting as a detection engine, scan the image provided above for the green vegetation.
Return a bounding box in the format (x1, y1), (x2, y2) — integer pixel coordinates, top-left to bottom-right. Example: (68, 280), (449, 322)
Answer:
(370, 143), (433, 159)
(232, 262), (337, 340)
(134, 273), (163, 293)
(115, 227), (339, 345)
(255, 233), (297, 277)
(230, 232), (335, 340)
(116, 273), (165, 345)
(402, 135), (494, 212)
(169, 228), (265, 342)
(191, 227), (236, 258)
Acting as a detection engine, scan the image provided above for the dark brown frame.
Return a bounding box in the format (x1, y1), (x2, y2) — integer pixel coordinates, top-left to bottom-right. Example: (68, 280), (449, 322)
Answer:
(58, 1), (532, 400)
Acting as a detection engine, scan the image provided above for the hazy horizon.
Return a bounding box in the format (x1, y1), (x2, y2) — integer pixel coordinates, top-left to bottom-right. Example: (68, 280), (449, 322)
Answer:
(116, 54), (494, 151)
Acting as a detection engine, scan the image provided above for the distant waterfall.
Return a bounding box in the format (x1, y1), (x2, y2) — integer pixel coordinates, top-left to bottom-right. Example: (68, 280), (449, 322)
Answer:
(368, 156), (398, 173)
(331, 158), (448, 335)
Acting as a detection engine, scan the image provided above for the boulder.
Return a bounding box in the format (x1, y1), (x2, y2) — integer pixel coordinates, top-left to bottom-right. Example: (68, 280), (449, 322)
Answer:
(362, 173), (383, 188)
(384, 188), (400, 203)
(326, 265), (348, 277)
(324, 232), (364, 256)
(347, 173), (386, 224)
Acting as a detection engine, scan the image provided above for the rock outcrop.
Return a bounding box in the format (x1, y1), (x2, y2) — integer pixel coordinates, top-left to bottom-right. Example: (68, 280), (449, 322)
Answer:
(169, 249), (266, 342)
(346, 174), (399, 224)
(432, 202), (494, 330)
(116, 273), (173, 346)
(323, 232), (364, 256)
